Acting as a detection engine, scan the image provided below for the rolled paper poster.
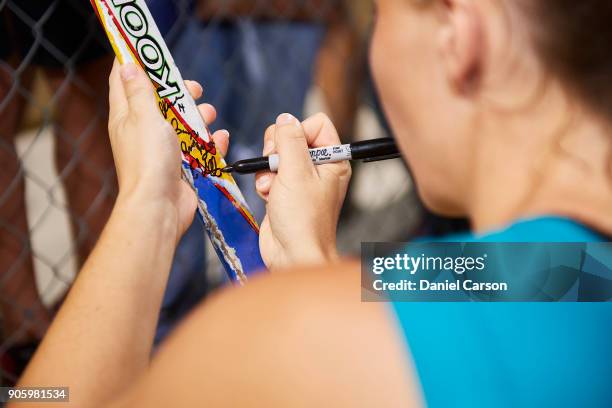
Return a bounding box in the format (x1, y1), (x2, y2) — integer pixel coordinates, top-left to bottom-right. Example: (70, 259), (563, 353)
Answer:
(90, 0), (266, 283)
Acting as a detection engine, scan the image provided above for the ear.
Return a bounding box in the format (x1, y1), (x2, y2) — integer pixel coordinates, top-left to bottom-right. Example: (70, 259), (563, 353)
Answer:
(437, 0), (483, 92)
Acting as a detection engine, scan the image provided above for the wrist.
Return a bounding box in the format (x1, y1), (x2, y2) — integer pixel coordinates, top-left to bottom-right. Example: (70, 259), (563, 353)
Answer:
(287, 241), (339, 266)
(114, 192), (180, 240)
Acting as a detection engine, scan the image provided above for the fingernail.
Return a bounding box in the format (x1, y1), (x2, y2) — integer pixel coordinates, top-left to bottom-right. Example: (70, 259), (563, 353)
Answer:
(256, 174), (272, 190)
(276, 113), (300, 127)
(120, 63), (138, 81)
(263, 139), (274, 155)
(219, 129), (230, 138)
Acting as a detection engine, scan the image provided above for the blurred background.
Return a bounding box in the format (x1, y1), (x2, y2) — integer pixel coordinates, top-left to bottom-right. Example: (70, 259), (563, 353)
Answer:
(0, 0), (466, 387)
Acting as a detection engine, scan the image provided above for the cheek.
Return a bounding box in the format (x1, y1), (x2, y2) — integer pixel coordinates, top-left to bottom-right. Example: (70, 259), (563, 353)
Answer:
(369, 22), (386, 88)
(370, 14), (430, 174)
(369, 10), (468, 215)
(370, 16), (414, 140)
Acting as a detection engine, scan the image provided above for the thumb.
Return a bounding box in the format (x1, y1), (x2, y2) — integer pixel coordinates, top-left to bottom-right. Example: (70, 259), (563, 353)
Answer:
(120, 63), (158, 115)
(274, 113), (316, 179)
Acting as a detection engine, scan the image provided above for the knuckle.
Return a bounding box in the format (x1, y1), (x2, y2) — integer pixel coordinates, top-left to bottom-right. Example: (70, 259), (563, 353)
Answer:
(128, 80), (154, 101)
(341, 161), (352, 175)
(264, 124), (276, 139)
(278, 125), (304, 141)
(108, 121), (125, 145)
(313, 111), (331, 123)
(326, 162), (352, 181)
(108, 114), (124, 136)
(129, 107), (146, 122)
(312, 112), (334, 129)
(309, 112), (339, 142)
(127, 87), (147, 103)
(345, 163), (353, 179)
(107, 119), (116, 135)
(341, 162), (352, 178)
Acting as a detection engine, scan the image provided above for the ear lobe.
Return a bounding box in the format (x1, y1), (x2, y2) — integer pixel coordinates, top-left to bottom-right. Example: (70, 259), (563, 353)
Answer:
(438, 0), (483, 93)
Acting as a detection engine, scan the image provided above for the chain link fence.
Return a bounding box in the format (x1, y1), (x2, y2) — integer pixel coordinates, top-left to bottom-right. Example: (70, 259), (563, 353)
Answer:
(0, 0), (423, 387)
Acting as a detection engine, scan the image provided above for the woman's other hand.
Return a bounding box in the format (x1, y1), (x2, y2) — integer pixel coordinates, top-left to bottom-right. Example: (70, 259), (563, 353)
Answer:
(108, 60), (229, 242)
(255, 113), (351, 269)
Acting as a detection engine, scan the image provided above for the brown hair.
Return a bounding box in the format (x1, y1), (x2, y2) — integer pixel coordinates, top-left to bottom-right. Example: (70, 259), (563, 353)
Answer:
(521, 1), (612, 119)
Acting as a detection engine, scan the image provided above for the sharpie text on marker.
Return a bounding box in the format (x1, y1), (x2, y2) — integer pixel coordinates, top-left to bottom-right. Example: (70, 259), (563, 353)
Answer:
(223, 138), (400, 174)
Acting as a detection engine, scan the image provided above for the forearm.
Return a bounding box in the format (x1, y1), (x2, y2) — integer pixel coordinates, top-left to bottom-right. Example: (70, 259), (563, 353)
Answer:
(14, 195), (178, 408)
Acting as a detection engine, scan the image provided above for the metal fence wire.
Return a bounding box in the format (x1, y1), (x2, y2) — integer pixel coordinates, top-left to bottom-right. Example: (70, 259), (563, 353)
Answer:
(0, 0), (420, 387)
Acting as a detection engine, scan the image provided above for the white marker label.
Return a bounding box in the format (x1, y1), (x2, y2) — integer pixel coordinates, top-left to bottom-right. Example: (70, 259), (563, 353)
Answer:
(309, 144), (352, 164)
(268, 144), (352, 172)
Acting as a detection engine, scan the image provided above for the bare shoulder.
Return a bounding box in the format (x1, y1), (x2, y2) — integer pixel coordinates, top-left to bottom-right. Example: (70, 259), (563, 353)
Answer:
(114, 260), (422, 408)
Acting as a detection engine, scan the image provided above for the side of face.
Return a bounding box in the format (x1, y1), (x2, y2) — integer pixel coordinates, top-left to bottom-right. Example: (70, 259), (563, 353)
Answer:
(370, 0), (481, 216)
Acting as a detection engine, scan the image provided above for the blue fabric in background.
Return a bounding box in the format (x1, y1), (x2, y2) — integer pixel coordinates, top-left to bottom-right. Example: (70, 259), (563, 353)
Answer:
(392, 217), (612, 407)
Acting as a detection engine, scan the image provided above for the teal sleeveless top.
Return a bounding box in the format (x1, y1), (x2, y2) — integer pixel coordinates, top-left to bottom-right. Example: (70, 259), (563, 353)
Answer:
(392, 217), (612, 407)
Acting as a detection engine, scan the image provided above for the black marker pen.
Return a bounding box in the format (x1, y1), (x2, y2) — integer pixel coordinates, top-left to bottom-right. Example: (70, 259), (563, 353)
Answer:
(222, 138), (400, 175)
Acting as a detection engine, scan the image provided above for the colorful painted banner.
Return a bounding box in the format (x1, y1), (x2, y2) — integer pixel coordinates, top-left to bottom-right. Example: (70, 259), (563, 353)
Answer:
(90, 0), (266, 283)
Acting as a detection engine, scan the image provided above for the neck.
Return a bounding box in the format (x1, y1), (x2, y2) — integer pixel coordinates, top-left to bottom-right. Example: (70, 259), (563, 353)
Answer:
(468, 108), (612, 237)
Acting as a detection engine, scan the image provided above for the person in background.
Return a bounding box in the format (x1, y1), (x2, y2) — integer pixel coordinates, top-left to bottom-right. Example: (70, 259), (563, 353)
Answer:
(10, 0), (612, 406)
